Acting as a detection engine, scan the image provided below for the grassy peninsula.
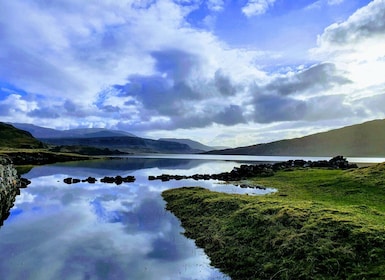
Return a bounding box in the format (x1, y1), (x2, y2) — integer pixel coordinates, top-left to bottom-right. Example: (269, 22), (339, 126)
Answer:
(162, 164), (385, 279)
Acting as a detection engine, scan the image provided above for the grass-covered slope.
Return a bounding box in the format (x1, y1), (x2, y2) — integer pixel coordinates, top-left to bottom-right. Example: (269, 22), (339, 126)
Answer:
(162, 165), (385, 279)
(0, 122), (43, 149)
(207, 119), (385, 157)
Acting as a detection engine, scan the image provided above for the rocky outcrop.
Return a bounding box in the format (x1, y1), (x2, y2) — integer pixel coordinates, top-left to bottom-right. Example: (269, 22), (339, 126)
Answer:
(148, 156), (358, 182)
(0, 156), (29, 226)
(63, 175), (136, 185)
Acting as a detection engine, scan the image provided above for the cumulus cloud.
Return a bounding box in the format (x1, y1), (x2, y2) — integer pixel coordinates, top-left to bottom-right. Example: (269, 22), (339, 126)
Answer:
(1, 0), (384, 146)
(317, 0), (385, 47)
(242, 0), (276, 17)
(252, 94), (307, 123)
(311, 0), (385, 115)
(264, 63), (351, 96)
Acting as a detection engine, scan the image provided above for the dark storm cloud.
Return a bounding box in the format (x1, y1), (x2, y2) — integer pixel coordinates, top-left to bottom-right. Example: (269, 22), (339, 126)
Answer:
(265, 63), (351, 96)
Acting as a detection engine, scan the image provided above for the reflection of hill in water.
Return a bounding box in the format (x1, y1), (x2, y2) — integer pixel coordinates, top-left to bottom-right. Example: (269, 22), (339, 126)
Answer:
(61, 158), (205, 170)
(23, 158), (211, 178)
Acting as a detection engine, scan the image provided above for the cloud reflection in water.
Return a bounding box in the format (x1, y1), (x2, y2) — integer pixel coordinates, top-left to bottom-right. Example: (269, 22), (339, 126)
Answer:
(0, 157), (256, 279)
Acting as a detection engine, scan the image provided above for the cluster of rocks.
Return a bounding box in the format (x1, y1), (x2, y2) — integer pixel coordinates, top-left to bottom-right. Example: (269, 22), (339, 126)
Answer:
(271, 156), (358, 170)
(63, 175), (135, 185)
(148, 156), (357, 182)
(62, 156), (357, 185)
(0, 156), (31, 226)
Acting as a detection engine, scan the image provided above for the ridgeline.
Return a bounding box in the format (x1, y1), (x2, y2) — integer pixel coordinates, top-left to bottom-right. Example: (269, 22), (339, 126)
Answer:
(206, 119), (385, 157)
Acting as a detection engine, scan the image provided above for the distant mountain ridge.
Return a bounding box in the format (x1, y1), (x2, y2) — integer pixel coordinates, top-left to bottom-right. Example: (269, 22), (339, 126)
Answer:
(206, 119), (385, 157)
(10, 123), (210, 154)
(11, 123), (136, 138)
(40, 136), (201, 154)
(159, 138), (220, 152)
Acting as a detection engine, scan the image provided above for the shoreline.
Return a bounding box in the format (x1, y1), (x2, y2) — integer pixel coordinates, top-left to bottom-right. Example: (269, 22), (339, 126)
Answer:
(162, 163), (385, 279)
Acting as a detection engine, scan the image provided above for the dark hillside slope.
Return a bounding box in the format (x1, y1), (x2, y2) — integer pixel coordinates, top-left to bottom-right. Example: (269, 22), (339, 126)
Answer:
(207, 119), (385, 157)
(0, 123), (42, 149)
(40, 136), (201, 154)
(159, 138), (217, 151)
(11, 123), (136, 138)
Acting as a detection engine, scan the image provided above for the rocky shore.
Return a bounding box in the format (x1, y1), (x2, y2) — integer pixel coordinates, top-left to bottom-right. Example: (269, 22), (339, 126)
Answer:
(61, 156), (357, 187)
(4, 151), (93, 165)
(148, 156), (357, 182)
(0, 156), (30, 226)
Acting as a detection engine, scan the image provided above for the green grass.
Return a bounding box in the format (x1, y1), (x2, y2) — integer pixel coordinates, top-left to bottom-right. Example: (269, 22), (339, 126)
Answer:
(0, 122), (43, 149)
(162, 164), (385, 279)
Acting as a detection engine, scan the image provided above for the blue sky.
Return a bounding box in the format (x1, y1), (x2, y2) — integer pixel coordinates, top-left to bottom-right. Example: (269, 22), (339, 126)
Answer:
(1, 0), (384, 147)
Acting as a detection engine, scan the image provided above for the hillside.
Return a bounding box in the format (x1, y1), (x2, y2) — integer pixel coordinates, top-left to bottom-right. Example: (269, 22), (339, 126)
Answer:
(207, 119), (385, 157)
(159, 138), (218, 152)
(40, 136), (202, 154)
(13, 123), (205, 154)
(0, 123), (43, 149)
(11, 123), (136, 138)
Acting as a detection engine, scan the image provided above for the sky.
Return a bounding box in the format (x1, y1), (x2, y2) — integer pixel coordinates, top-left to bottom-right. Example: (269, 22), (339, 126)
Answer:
(1, 0), (385, 148)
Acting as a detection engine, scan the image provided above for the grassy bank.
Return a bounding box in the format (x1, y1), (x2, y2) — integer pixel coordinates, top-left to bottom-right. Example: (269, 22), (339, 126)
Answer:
(162, 164), (385, 279)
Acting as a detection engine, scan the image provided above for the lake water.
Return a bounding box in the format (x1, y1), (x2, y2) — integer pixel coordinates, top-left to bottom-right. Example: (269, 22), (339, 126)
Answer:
(1, 155), (383, 280)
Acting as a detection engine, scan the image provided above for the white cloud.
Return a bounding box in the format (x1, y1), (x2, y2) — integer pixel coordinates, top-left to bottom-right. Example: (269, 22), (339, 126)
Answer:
(327, 0), (344, 5)
(1, 0), (384, 147)
(207, 0), (225, 12)
(312, 0), (385, 96)
(242, 0), (276, 17)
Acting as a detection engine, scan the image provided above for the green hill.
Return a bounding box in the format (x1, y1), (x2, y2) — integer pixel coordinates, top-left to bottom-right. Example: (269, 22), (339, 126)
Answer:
(207, 119), (385, 157)
(0, 123), (43, 149)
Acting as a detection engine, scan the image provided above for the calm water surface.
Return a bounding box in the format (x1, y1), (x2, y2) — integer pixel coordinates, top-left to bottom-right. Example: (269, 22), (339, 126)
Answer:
(0, 155), (276, 280)
(1, 155), (383, 280)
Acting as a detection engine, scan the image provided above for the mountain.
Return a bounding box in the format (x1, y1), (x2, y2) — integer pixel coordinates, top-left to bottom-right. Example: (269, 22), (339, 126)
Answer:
(0, 123), (43, 149)
(40, 136), (202, 154)
(159, 138), (221, 152)
(11, 123), (136, 139)
(206, 119), (385, 157)
(11, 123), (202, 153)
